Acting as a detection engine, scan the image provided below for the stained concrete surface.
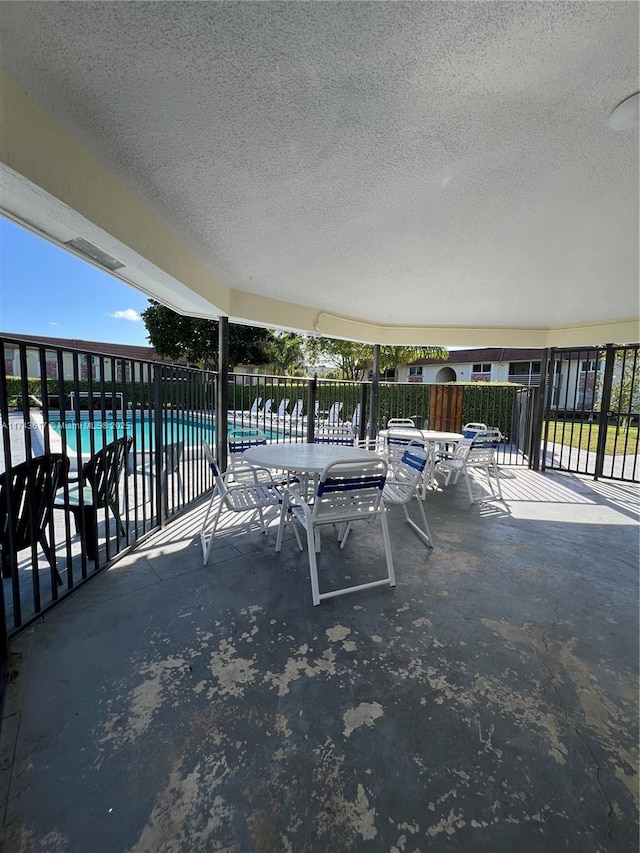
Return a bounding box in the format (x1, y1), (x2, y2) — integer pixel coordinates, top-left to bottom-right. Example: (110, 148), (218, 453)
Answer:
(1, 468), (638, 852)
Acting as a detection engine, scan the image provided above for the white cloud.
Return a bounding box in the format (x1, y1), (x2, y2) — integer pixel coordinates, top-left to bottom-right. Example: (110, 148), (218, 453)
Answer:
(49, 321), (58, 326)
(110, 309), (142, 322)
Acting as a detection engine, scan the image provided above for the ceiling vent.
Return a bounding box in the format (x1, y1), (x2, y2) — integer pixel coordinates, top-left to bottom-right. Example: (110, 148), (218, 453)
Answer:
(64, 236), (125, 272)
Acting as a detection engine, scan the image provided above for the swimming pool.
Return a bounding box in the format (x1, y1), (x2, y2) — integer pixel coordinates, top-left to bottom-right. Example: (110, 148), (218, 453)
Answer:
(49, 412), (279, 455)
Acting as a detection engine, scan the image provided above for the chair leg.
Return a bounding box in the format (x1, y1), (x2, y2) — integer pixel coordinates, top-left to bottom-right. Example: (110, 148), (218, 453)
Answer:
(414, 495), (433, 547)
(306, 524), (321, 606)
(463, 467), (475, 503)
(491, 464), (503, 500)
(200, 496), (224, 565)
(275, 498), (288, 552)
(379, 508), (396, 588)
(110, 501), (126, 537)
(401, 499), (432, 548)
(39, 534), (63, 586)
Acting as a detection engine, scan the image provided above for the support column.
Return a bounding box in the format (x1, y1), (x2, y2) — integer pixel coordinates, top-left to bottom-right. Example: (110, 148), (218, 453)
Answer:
(368, 345), (381, 442)
(217, 316), (229, 472)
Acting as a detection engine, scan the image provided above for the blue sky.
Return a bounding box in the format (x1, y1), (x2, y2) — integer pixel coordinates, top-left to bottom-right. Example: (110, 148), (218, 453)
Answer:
(0, 217), (151, 347)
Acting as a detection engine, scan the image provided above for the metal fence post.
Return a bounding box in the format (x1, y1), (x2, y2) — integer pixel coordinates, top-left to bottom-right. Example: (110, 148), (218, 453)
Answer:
(359, 381), (368, 442)
(368, 345), (381, 440)
(595, 344), (616, 480)
(530, 348), (551, 471)
(306, 375), (317, 443)
(153, 363), (165, 526)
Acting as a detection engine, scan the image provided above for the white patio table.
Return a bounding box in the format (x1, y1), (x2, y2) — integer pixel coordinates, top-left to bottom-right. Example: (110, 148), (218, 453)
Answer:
(243, 441), (385, 511)
(243, 442), (380, 475)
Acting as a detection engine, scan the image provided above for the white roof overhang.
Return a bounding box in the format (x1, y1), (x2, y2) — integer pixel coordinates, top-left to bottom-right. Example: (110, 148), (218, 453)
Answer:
(0, 2), (638, 347)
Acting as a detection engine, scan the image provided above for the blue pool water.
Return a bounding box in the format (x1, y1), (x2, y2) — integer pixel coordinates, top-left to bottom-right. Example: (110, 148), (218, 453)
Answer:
(50, 413), (277, 455)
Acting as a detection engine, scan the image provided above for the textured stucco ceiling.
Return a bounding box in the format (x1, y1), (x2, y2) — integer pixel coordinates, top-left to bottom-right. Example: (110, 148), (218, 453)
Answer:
(0, 1), (638, 345)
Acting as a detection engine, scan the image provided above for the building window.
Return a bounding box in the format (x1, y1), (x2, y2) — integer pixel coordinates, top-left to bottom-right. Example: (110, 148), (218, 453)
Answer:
(472, 363), (491, 373)
(45, 352), (58, 379)
(580, 360), (600, 372)
(408, 366), (423, 376)
(4, 347), (14, 377)
(115, 360), (132, 382)
(81, 356), (97, 381)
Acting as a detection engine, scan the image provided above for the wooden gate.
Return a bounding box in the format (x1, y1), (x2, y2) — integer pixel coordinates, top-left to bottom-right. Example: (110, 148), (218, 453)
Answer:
(428, 384), (463, 431)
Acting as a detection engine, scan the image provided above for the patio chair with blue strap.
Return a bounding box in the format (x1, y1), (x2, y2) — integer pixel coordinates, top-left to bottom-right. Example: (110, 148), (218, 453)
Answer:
(226, 426), (268, 482)
(342, 443), (432, 550)
(200, 442), (286, 565)
(382, 443), (433, 547)
(314, 423), (355, 446)
(461, 422), (487, 439)
(435, 434), (503, 503)
(275, 458), (394, 606)
(387, 417), (416, 429)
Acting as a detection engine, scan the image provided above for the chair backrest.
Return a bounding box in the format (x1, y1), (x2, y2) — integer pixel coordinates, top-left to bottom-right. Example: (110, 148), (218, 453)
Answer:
(393, 443), (428, 487)
(351, 403), (361, 427)
(203, 441), (229, 500)
(228, 427), (267, 455)
(289, 399), (303, 419)
(276, 398), (290, 417)
(387, 417), (416, 429)
(462, 422), (487, 439)
(325, 402), (344, 423)
(82, 436), (133, 509)
(473, 427), (502, 444)
(262, 399), (274, 415)
(385, 427), (424, 466)
(312, 459), (387, 523)
(314, 424), (355, 446)
(0, 453), (69, 551)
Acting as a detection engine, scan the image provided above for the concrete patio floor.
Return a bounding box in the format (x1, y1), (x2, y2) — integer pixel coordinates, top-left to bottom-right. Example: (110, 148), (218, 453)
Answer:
(1, 468), (638, 852)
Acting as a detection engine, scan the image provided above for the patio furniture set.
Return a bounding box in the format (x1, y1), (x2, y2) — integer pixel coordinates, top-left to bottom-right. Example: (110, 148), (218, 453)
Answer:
(200, 417), (504, 606)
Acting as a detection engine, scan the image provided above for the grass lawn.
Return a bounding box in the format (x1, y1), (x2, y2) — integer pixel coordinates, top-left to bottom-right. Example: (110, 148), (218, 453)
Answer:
(546, 419), (638, 455)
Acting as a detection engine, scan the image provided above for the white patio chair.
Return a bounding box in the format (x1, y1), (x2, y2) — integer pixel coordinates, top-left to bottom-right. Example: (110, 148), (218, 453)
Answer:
(387, 417), (416, 428)
(272, 398), (290, 421)
(230, 396), (262, 419)
(320, 401), (344, 425)
(226, 426), (268, 482)
(384, 427), (425, 472)
(314, 424), (355, 446)
(285, 399), (304, 422)
(275, 458), (394, 605)
(382, 443), (433, 547)
(461, 422), (487, 438)
(435, 436), (503, 503)
(200, 442), (285, 565)
(343, 443), (432, 549)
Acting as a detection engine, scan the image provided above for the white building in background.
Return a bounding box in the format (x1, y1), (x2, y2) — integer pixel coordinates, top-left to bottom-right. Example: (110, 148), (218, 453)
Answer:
(398, 348), (544, 386)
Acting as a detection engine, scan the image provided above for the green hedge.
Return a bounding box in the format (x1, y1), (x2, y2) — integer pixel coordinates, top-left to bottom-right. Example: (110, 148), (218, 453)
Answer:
(5, 374), (516, 438)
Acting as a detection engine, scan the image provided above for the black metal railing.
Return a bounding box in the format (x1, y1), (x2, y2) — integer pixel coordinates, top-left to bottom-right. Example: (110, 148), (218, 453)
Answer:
(1, 336), (217, 638)
(3, 336), (638, 651)
(542, 344), (640, 481)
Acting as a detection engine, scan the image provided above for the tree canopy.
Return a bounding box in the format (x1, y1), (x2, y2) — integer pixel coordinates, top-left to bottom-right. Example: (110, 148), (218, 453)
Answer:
(141, 301), (272, 370)
(142, 300), (448, 378)
(305, 338), (449, 380)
